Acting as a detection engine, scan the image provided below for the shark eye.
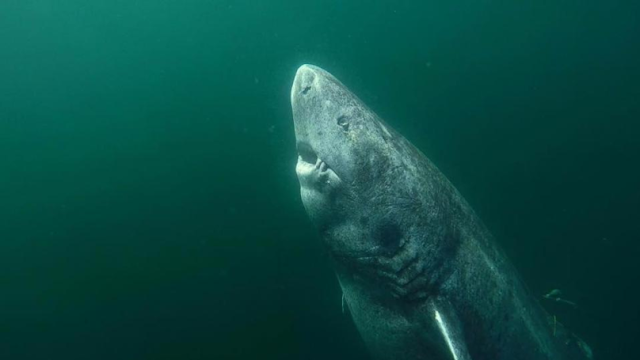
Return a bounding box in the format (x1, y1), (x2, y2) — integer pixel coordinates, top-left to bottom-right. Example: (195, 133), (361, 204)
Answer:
(336, 115), (350, 132)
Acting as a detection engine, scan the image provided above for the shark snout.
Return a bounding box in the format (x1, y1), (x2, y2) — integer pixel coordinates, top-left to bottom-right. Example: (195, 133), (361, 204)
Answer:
(291, 64), (319, 105)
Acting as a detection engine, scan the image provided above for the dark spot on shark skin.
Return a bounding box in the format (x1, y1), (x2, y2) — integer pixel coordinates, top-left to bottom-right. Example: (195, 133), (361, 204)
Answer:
(376, 222), (402, 252)
(301, 86), (311, 95)
(359, 216), (369, 225)
(317, 131), (323, 136)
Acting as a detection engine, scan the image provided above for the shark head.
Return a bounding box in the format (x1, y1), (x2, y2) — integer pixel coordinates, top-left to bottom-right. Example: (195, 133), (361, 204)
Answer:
(291, 65), (458, 278)
(292, 65), (397, 234)
(291, 65), (374, 187)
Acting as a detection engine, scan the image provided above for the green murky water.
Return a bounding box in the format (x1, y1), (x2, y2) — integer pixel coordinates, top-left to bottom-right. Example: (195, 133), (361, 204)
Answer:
(1, 1), (638, 359)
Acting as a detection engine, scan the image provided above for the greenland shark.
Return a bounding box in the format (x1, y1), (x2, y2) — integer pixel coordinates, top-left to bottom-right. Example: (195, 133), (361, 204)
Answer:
(291, 64), (591, 360)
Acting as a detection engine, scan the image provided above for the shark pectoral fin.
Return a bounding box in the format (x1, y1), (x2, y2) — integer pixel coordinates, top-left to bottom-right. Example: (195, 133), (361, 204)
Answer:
(420, 298), (472, 360)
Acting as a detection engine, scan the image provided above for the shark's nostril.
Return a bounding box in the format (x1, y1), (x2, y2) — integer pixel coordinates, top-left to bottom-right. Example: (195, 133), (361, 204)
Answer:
(301, 86), (312, 95)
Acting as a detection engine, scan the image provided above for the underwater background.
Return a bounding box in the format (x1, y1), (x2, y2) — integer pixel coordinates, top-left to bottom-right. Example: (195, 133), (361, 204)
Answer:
(1, 1), (638, 359)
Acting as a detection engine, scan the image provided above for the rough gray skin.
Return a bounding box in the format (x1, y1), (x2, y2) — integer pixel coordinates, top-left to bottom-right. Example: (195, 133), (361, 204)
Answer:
(291, 65), (590, 360)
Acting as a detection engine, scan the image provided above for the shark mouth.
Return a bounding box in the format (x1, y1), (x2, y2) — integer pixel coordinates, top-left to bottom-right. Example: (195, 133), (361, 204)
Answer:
(296, 142), (335, 182)
(297, 142), (318, 165)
